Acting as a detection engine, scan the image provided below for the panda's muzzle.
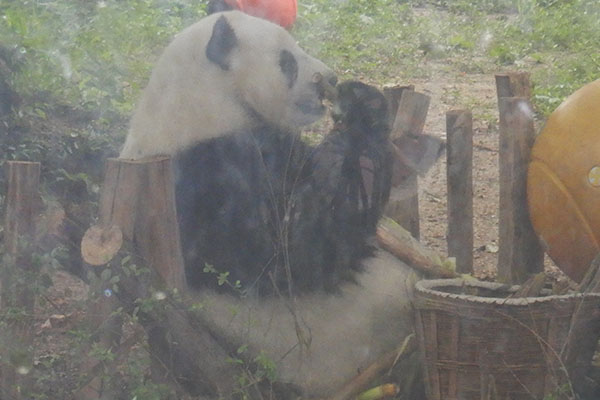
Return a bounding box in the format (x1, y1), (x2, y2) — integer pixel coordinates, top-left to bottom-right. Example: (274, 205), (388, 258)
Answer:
(313, 72), (338, 102)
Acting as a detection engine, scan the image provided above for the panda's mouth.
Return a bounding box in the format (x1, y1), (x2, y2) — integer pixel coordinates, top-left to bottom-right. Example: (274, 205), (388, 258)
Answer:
(295, 97), (326, 117)
(295, 72), (337, 118)
(291, 73), (337, 125)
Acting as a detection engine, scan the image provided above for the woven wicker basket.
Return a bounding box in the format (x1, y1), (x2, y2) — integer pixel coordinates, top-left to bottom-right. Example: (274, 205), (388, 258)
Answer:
(414, 279), (600, 400)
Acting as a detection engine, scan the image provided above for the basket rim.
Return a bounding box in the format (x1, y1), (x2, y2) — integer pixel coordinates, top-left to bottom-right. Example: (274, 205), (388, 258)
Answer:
(415, 278), (600, 306)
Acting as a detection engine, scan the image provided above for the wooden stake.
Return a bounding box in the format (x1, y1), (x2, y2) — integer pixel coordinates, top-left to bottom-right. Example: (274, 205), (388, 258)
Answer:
(383, 85), (414, 127)
(495, 72), (531, 100)
(385, 176), (420, 239)
(3, 161), (41, 254)
(384, 90), (431, 240)
(391, 91), (431, 139)
(497, 97), (544, 283)
(446, 110), (474, 274)
(383, 86), (418, 239)
(1, 161), (40, 400)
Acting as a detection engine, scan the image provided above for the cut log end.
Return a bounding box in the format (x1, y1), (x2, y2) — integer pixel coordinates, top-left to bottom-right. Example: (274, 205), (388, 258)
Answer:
(81, 224), (124, 266)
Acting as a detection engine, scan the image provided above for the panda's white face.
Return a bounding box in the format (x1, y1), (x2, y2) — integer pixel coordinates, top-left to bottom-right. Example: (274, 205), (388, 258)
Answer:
(120, 11), (336, 159)
(222, 16), (337, 128)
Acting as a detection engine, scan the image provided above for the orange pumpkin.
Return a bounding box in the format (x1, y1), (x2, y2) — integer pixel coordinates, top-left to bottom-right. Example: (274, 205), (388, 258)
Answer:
(528, 79), (600, 282)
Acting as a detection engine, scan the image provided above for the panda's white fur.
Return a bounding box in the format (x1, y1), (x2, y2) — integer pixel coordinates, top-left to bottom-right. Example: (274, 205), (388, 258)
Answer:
(196, 251), (417, 396)
(121, 11), (419, 398)
(121, 11), (335, 159)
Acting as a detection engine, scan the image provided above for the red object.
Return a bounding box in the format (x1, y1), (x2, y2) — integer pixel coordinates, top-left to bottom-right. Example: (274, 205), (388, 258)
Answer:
(225, 0), (297, 28)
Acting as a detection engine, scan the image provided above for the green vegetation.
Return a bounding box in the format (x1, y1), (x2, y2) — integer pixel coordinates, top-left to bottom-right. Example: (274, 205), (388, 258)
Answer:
(296, 0), (599, 116)
(0, 0), (598, 170)
(1, 0), (597, 126)
(2, 0), (206, 116)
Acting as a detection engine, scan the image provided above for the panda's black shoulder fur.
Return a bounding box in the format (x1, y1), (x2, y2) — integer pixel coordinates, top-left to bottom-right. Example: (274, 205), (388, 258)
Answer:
(175, 81), (393, 296)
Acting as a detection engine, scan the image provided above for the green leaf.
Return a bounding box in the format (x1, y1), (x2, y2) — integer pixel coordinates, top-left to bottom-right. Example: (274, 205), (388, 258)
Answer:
(100, 268), (111, 282)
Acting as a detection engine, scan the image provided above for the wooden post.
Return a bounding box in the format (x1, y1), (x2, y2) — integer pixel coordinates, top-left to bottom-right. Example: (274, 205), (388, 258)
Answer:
(495, 72), (531, 100)
(391, 91), (431, 139)
(383, 85), (415, 127)
(497, 97), (544, 283)
(1, 161), (40, 400)
(446, 110), (474, 274)
(384, 90), (431, 240)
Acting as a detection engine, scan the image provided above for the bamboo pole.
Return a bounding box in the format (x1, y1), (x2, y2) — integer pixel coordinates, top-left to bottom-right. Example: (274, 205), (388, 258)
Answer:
(376, 218), (457, 279)
(328, 334), (416, 400)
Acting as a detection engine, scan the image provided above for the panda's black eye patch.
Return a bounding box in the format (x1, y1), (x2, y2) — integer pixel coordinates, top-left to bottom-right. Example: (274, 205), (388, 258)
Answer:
(279, 50), (298, 89)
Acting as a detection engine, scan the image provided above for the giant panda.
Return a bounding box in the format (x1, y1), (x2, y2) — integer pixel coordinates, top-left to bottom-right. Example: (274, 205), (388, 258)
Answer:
(121, 10), (419, 398)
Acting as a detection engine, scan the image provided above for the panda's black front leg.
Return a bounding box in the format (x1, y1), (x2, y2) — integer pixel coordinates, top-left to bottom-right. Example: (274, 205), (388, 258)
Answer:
(296, 131), (383, 290)
(174, 135), (282, 293)
(294, 81), (395, 288)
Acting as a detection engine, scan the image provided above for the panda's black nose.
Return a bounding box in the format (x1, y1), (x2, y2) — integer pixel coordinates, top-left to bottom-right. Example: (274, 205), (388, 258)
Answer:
(328, 75), (338, 88)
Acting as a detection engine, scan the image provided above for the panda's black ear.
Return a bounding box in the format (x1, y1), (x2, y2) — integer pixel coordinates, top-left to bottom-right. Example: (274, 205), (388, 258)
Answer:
(206, 15), (238, 70)
(207, 0), (234, 14)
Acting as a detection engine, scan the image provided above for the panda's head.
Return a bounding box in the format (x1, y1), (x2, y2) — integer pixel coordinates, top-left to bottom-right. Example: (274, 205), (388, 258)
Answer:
(121, 11), (337, 159)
